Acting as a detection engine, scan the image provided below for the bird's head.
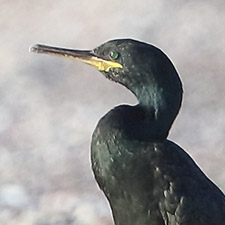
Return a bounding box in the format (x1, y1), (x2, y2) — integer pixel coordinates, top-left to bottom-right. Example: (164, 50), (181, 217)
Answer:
(30, 39), (183, 125)
(93, 39), (183, 106)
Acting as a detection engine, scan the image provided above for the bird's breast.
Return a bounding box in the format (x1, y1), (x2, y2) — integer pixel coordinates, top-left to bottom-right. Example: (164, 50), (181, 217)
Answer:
(91, 120), (169, 225)
(90, 105), (166, 195)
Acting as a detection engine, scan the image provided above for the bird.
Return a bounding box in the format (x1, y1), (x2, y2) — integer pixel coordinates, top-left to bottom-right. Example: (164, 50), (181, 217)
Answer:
(30, 39), (225, 225)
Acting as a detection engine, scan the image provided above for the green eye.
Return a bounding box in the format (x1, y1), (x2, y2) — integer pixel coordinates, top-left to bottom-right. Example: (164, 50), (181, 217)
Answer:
(109, 51), (119, 60)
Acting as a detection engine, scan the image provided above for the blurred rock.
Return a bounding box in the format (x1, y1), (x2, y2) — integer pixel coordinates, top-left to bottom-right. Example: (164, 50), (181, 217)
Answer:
(0, 0), (224, 224)
(0, 184), (29, 208)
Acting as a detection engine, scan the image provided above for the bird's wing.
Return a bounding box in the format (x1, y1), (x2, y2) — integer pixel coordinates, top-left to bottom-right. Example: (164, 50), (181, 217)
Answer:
(156, 141), (225, 225)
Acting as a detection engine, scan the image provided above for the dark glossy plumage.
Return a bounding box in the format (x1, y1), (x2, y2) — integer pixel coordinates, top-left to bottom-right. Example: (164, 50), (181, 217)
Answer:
(31, 39), (225, 225)
(90, 39), (225, 225)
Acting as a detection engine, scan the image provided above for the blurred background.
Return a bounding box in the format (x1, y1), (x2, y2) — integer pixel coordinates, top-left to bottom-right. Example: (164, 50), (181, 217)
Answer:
(1, 0), (225, 224)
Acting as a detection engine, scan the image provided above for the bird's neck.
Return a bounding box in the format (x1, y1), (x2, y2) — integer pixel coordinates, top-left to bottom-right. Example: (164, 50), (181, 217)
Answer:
(135, 85), (164, 119)
(134, 85), (182, 139)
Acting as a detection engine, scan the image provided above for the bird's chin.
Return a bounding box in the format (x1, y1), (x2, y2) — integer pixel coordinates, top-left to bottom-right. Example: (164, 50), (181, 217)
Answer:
(101, 70), (120, 82)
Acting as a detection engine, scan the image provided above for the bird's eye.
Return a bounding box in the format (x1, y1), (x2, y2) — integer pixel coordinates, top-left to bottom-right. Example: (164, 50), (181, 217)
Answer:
(109, 51), (119, 60)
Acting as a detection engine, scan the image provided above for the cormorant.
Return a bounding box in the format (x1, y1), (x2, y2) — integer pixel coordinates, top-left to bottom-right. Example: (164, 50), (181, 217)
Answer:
(30, 39), (225, 225)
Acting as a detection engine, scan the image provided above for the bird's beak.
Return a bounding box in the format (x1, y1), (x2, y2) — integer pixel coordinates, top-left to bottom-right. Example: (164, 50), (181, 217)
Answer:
(30, 44), (123, 72)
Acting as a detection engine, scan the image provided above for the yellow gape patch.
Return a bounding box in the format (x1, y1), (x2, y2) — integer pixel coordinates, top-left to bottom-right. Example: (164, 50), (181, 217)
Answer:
(77, 56), (123, 72)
